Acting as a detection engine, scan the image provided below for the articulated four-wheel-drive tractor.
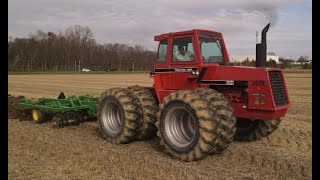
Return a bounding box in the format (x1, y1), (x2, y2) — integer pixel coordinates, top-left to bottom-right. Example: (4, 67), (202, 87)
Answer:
(20, 23), (290, 161)
(97, 23), (290, 161)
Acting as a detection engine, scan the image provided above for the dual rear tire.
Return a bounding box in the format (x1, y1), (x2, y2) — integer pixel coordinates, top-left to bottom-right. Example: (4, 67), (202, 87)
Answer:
(98, 88), (141, 143)
(156, 90), (219, 161)
(156, 89), (236, 161)
(98, 86), (157, 143)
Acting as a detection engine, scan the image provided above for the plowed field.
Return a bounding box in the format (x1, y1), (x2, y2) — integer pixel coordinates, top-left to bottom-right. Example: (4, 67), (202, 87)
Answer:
(8, 73), (312, 179)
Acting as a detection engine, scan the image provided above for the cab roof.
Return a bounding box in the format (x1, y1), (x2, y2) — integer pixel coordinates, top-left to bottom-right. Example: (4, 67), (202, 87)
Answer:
(154, 29), (222, 41)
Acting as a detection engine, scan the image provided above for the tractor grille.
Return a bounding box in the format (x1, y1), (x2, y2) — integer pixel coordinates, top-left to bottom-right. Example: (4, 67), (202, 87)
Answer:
(268, 71), (287, 106)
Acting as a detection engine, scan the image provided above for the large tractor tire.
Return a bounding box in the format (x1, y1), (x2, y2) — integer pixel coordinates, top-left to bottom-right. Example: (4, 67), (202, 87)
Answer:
(127, 85), (158, 140)
(156, 90), (221, 161)
(98, 87), (142, 144)
(235, 118), (281, 142)
(195, 88), (237, 154)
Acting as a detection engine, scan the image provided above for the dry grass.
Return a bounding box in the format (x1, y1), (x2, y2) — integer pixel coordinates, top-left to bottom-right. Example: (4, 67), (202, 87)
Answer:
(8, 73), (312, 179)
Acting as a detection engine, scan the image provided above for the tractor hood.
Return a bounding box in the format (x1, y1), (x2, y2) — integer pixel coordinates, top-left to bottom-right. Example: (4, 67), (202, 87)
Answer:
(200, 65), (279, 82)
(198, 65), (290, 113)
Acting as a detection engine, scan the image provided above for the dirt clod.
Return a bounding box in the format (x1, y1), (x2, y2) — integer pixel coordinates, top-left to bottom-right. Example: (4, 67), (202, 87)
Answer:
(8, 94), (31, 120)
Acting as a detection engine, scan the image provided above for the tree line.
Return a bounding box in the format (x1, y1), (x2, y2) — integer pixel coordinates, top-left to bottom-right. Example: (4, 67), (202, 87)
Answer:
(8, 25), (311, 72)
(234, 55), (312, 69)
(278, 56), (312, 69)
(8, 25), (157, 72)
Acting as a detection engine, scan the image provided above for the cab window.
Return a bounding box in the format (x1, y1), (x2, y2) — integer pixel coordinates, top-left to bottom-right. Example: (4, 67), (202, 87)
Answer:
(172, 37), (195, 62)
(199, 37), (224, 63)
(156, 40), (168, 62)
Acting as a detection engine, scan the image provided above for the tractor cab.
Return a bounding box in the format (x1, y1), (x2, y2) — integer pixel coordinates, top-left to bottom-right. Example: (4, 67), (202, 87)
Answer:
(152, 29), (229, 93)
(152, 29), (233, 100)
(153, 29), (230, 68)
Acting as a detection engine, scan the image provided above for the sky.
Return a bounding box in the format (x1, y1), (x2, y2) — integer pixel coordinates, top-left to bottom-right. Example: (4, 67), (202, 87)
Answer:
(8, 0), (312, 60)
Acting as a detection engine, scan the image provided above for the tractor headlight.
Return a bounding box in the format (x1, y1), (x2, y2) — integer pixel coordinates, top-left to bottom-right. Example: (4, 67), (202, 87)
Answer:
(191, 70), (199, 75)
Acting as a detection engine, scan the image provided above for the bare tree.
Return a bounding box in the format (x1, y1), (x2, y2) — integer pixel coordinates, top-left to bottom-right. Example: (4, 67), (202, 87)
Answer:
(8, 25), (156, 72)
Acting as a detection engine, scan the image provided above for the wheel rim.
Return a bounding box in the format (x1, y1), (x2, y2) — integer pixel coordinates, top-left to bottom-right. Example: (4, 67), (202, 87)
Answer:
(32, 110), (39, 121)
(101, 101), (124, 136)
(164, 107), (196, 148)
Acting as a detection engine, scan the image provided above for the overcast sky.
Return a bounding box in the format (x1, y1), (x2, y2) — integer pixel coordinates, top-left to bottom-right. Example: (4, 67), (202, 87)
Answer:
(9, 0), (312, 59)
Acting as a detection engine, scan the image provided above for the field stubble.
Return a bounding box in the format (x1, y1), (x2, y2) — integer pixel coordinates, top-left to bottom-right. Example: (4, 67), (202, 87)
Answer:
(8, 73), (312, 179)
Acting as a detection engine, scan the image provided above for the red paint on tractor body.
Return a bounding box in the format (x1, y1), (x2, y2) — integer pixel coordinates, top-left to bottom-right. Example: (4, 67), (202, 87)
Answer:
(150, 29), (290, 121)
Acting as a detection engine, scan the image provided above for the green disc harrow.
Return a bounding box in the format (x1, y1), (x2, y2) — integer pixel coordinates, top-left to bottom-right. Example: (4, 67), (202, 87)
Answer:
(19, 92), (98, 128)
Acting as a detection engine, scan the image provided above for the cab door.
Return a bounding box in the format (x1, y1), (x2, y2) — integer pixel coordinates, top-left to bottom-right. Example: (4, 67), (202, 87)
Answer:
(153, 39), (171, 89)
(167, 36), (199, 90)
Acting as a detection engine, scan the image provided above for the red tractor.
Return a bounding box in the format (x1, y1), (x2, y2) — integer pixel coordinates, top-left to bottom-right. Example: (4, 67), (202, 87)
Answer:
(97, 23), (290, 161)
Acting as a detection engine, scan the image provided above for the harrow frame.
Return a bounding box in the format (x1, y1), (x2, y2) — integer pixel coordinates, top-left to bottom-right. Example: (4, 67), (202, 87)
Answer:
(19, 94), (97, 117)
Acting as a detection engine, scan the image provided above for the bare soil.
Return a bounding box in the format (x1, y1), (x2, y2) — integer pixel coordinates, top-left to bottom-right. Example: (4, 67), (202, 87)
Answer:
(8, 73), (312, 179)
(8, 95), (31, 119)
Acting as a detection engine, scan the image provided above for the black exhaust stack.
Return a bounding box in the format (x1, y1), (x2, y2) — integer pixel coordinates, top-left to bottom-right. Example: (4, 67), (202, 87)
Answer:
(256, 23), (270, 67)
